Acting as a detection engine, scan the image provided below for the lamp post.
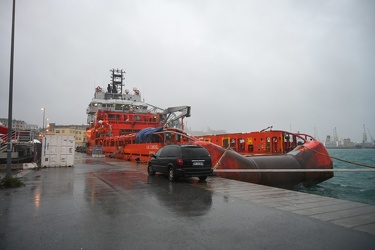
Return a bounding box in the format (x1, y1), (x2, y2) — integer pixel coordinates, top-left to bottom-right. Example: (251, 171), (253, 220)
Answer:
(6, 0), (16, 176)
(41, 107), (45, 137)
(46, 119), (49, 133)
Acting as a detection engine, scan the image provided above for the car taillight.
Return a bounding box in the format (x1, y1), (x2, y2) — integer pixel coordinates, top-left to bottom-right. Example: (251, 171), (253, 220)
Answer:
(177, 158), (183, 166)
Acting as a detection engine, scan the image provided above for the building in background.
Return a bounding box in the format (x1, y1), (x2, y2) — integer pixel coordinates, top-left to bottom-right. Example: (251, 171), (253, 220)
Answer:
(342, 138), (355, 148)
(26, 123), (39, 131)
(0, 118), (39, 141)
(46, 123), (87, 147)
(0, 118), (27, 131)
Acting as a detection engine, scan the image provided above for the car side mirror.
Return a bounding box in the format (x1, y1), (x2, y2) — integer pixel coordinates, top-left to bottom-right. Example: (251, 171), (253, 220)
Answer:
(150, 153), (156, 158)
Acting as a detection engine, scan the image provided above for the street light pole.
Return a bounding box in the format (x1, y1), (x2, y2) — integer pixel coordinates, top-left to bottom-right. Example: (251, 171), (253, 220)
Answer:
(41, 108), (45, 136)
(6, 0), (16, 176)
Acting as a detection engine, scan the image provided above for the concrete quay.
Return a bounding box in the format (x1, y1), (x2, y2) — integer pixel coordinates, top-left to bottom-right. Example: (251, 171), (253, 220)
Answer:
(1, 154), (374, 249)
(195, 177), (375, 236)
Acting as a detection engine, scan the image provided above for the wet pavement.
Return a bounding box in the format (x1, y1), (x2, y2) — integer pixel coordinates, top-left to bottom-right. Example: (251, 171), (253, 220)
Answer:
(1, 153), (375, 250)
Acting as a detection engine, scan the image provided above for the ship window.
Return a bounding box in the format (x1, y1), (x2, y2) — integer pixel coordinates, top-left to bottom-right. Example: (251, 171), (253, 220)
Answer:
(56, 130), (60, 133)
(223, 139), (229, 148)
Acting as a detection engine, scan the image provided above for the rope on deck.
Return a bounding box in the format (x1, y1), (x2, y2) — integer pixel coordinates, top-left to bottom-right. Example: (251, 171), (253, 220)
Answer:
(213, 145), (231, 170)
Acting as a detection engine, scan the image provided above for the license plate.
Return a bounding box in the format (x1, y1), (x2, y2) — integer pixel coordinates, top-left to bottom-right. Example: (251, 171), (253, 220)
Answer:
(192, 161), (204, 166)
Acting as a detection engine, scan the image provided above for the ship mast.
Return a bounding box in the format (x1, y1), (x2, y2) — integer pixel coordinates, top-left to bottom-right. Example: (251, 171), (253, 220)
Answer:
(109, 68), (125, 94)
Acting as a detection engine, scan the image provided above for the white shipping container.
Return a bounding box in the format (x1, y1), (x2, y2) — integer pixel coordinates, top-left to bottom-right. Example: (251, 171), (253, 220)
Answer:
(41, 135), (75, 167)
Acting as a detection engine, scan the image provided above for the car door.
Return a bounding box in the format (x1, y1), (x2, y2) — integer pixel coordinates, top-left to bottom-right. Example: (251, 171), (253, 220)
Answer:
(157, 146), (171, 174)
(159, 145), (181, 174)
(152, 148), (163, 172)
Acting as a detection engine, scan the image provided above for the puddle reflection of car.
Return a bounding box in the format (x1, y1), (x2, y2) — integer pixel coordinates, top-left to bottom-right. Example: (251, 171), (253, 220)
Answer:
(148, 144), (213, 182)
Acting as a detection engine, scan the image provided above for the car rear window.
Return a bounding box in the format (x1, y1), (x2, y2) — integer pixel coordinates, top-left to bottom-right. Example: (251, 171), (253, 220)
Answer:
(182, 147), (209, 158)
(160, 147), (178, 157)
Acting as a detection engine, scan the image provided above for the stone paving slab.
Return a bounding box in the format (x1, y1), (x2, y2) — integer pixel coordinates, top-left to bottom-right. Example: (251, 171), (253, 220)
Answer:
(196, 176), (375, 236)
(311, 205), (375, 221)
(291, 201), (368, 215)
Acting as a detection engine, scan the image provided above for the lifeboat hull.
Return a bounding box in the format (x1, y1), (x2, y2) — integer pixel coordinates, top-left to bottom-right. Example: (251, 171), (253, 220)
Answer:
(194, 140), (333, 188)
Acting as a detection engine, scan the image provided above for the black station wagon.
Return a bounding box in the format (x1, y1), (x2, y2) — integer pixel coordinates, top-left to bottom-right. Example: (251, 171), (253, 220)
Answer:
(148, 144), (213, 182)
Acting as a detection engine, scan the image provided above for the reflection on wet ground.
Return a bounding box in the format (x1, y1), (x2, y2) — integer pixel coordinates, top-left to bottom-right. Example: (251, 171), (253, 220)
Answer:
(1, 153), (375, 249)
(81, 155), (213, 217)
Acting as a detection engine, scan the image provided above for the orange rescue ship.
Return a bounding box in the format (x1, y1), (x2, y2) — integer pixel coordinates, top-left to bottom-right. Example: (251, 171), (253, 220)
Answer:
(86, 69), (333, 188)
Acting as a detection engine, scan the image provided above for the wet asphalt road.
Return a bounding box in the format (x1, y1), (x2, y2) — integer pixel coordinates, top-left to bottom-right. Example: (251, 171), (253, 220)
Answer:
(1, 153), (375, 250)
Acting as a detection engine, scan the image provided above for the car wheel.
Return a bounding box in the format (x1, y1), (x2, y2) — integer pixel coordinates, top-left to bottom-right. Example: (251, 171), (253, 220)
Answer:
(148, 164), (155, 176)
(199, 176), (207, 181)
(168, 167), (177, 182)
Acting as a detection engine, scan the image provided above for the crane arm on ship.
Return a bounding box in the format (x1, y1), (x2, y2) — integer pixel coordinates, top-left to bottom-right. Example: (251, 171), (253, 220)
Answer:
(162, 106), (191, 129)
(145, 103), (165, 113)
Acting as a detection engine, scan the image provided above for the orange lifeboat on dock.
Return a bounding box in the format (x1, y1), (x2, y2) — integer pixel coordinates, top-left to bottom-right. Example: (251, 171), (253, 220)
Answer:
(193, 127), (333, 187)
(194, 139), (333, 188)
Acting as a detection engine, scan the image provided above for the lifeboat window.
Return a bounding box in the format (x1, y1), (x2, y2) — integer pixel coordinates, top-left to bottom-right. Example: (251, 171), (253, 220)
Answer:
(108, 114), (115, 120)
(284, 135), (293, 142)
(237, 138), (245, 152)
(165, 133), (172, 141)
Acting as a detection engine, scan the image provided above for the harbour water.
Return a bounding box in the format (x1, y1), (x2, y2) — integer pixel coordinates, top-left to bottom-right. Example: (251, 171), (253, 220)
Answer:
(295, 148), (375, 205)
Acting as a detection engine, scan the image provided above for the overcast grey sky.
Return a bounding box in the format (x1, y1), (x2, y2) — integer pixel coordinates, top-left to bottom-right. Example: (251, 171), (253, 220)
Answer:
(1, 0), (374, 142)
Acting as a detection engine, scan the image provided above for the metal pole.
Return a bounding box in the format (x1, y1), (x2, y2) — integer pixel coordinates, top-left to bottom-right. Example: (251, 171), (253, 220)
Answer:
(6, 0), (16, 176)
(41, 108), (45, 136)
